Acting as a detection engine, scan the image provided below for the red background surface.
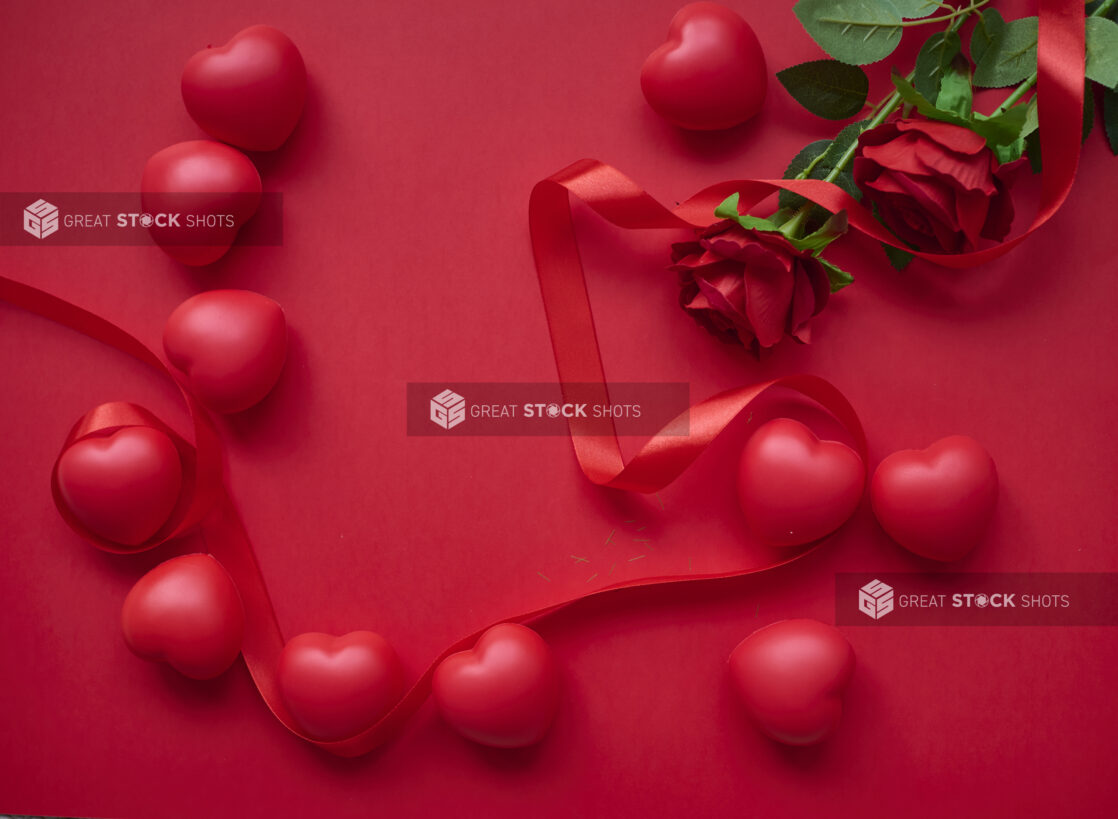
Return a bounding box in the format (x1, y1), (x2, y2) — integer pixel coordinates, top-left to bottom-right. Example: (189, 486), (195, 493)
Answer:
(2, 1), (1116, 816)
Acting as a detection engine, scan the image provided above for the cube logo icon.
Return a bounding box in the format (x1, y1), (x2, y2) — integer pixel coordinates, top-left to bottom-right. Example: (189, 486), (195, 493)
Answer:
(23, 199), (60, 239)
(430, 388), (466, 430)
(859, 579), (894, 620)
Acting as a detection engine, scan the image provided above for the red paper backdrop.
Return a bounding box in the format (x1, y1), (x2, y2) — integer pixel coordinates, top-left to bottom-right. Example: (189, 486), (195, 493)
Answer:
(2, 0), (1116, 816)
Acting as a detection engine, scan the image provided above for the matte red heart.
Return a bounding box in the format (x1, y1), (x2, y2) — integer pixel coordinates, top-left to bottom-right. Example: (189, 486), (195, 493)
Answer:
(640, 2), (767, 130)
(871, 435), (998, 562)
(277, 631), (405, 741)
(182, 25), (307, 151)
(56, 426), (182, 549)
(737, 417), (864, 547)
(141, 140), (262, 266)
(728, 619), (855, 746)
(121, 553), (244, 680)
(432, 623), (560, 748)
(163, 289), (287, 414)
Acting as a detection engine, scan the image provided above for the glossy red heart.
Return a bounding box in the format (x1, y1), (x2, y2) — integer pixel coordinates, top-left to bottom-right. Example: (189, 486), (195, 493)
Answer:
(728, 619), (855, 746)
(871, 435), (998, 562)
(640, 2), (767, 130)
(121, 553), (244, 680)
(277, 631), (405, 741)
(737, 418), (864, 547)
(141, 140), (262, 266)
(432, 623), (560, 748)
(182, 25), (307, 152)
(56, 426), (182, 549)
(163, 289), (287, 414)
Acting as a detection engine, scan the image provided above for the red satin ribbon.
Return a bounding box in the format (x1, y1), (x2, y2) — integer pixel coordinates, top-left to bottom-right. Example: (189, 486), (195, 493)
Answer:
(0, 0), (1084, 758)
(1, 274), (867, 756)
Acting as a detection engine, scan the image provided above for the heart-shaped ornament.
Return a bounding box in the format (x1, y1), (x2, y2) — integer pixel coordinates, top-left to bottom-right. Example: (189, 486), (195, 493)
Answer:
(182, 25), (307, 151)
(163, 289), (287, 414)
(728, 619), (855, 746)
(737, 417), (864, 547)
(870, 435), (998, 562)
(141, 140), (262, 266)
(121, 553), (244, 680)
(640, 2), (767, 130)
(56, 426), (183, 549)
(277, 631), (405, 742)
(432, 623), (560, 748)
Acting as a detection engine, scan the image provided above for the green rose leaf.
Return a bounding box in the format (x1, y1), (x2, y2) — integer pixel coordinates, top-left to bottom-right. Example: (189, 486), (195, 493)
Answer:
(973, 16), (1038, 88)
(890, 0), (938, 19)
(782, 140), (833, 183)
(971, 105), (1030, 146)
(1086, 17), (1118, 89)
(776, 60), (870, 120)
(936, 53), (974, 118)
(969, 8), (1006, 67)
(882, 243), (915, 271)
(713, 193), (783, 232)
(1022, 97), (1040, 138)
(993, 137), (1025, 164)
(794, 210), (849, 253)
(993, 100), (1037, 164)
(1104, 86), (1118, 155)
(914, 31), (962, 101)
(793, 0), (904, 66)
(820, 259), (855, 292)
(827, 118), (871, 163)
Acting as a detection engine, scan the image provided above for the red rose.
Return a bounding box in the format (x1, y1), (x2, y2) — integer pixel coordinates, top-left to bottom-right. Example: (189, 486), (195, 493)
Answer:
(669, 221), (831, 351)
(853, 118), (1019, 254)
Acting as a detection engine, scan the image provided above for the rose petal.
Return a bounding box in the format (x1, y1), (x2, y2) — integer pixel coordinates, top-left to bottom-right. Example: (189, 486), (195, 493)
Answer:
(856, 122), (902, 150)
(894, 119), (986, 155)
(694, 270), (747, 318)
(875, 196), (938, 250)
(954, 187), (990, 250)
(670, 240), (704, 265)
(742, 258), (795, 348)
(788, 263), (817, 336)
(860, 132), (930, 179)
(912, 141), (997, 194)
(926, 209), (964, 252)
(890, 171), (958, 230)
(806, 259), (831, 317)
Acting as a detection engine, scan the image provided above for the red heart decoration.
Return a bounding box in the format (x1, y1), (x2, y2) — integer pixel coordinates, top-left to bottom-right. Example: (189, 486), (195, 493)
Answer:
(640, 2), (767, 130)
(56, 426), (183, 549)
(141, 140), (262, 266)
(163, 289), (287, 414)
(121, 553), (244, 680)
(432, 623), (560, 748)
(182, 25), (307, 152)
(728, 619), (855, 746)
(870, 435), (998, 562)
(737, 418), (864, 547)
(277, 631), (405, 741)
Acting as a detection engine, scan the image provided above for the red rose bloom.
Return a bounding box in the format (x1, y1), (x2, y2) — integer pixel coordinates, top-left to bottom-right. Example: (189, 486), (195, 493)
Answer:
(853, 118), (1019, 254)
(669, 220), (831, 351)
